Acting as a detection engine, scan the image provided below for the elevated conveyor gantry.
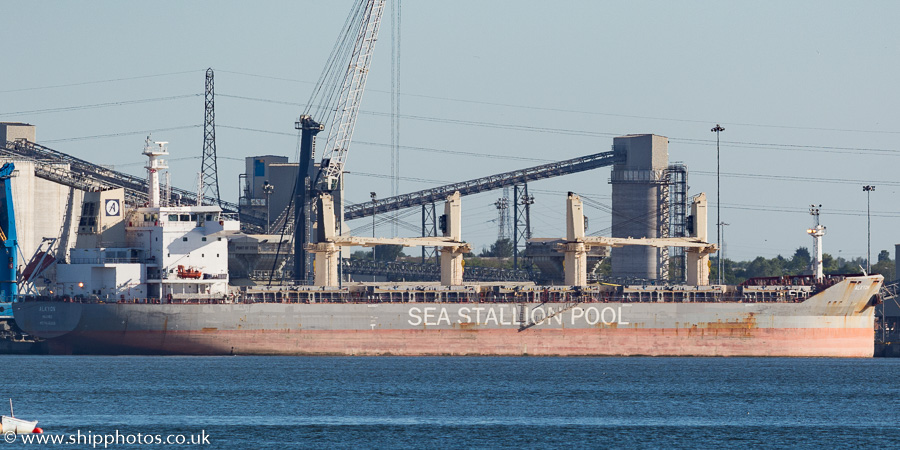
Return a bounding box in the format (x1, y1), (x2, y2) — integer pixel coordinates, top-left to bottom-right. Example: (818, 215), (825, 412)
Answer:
(343, 150), (623, 220)
(0, 139), (266, 228)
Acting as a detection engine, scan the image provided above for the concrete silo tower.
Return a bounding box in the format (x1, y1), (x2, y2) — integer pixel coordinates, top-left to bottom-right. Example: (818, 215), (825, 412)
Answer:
(609, 134), (670, 280)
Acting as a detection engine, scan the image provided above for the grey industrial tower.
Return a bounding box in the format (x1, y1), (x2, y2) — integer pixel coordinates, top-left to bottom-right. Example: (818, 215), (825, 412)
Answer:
(609, 134), (670, 280)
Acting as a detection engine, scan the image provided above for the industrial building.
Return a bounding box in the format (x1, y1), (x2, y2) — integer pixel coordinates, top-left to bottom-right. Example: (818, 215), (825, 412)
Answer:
(0, 123), (84, 277)
(239, 156), (298, 234)
(607, 134), (690, 283)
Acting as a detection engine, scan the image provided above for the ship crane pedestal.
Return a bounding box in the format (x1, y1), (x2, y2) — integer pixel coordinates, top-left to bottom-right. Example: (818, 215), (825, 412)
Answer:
(558, 192), (717, 287)
(309, 192), (471, 287)
(685, 193), (715, 286)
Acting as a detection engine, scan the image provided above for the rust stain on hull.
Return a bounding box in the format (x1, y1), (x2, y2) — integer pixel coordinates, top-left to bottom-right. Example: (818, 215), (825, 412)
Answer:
(51, 327), (875, 357)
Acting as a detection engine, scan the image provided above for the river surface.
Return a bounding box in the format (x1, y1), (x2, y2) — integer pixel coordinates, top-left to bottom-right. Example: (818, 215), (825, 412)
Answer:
(2, 356), (899, 448)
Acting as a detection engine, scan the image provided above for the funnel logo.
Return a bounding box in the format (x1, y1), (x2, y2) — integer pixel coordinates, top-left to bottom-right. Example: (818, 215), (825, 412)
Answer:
(105, 199), (121, 216)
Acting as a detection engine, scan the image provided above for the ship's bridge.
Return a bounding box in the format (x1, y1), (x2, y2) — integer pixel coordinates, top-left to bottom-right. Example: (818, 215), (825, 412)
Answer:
(127, 206), (239, 233)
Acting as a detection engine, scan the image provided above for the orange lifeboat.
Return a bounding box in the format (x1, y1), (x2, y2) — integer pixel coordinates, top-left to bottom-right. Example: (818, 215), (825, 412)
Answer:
(177, 265), (202, 279)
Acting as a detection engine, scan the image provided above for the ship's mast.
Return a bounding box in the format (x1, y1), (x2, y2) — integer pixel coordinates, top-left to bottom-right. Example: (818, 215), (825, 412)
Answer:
(143, 135), (169, 208)
(807, 204), (826, 281)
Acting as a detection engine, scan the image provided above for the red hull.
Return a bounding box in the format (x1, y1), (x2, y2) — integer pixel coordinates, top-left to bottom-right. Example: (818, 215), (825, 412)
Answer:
(51, 327), (874, 357)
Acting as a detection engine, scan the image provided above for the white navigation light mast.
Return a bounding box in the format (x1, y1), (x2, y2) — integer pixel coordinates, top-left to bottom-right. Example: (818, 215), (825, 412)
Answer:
(807, 204), (826, 282)
(143, 135), (169, 208)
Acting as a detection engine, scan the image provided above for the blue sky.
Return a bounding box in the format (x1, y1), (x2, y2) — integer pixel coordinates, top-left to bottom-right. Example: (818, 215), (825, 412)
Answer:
(2, 0), (898, 262)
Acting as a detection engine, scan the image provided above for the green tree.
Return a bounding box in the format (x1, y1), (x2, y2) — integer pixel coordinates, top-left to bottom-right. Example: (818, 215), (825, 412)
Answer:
(480, 238), (513, 258)
(872, 250), (895, 279)
(374, 245), (405, 262)
(741, 256), (783, 279)
(822, 253), (837, 273)
(350, 250), (372, 260)
(464, 256), (511, 269)
(790, 247), (811, 274)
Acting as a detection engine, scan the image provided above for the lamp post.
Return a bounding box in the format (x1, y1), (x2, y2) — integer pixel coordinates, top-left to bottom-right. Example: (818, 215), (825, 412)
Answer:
(863, 185), (875, 273)
(711, 124), (725, 284)
(262, 180), (274, 234)
(720, 222), (729, 283)
(370, 191), (377, 261)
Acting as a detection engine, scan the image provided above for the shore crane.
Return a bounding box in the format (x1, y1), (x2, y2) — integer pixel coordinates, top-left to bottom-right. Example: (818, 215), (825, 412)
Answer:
(0, 163), (18, 319)
(293, 0), (386, 282)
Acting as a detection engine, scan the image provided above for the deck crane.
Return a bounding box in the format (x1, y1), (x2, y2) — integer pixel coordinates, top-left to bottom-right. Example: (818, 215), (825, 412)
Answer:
(293, 0), (386, 282)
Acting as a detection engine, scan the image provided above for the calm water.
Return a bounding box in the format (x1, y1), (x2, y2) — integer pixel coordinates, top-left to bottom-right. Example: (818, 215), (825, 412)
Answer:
(2, 356), (900, 448)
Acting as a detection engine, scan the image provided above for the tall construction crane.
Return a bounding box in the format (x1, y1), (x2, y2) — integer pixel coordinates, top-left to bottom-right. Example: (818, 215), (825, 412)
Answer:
(293, 0), (386, 282)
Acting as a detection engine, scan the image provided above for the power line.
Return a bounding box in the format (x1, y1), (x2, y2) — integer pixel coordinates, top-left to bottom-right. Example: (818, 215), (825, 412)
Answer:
(217, 124), (295, 136)
(213, 69), (900, 135)
(41, 125), (202, 143)
(355, 141), (550, 163)
(4, 69), (896, 137)
(345, 171), (448, 185)
(670, 137), (900, 156)
(215, 93), (900, 156)
(722, 203), (900, 218)
(216, 124), (552, 162)
(691, 170), (900, 187)
(215, 70), (316, 85)
(0, 70), (202, 94)
(0, 94), (201, 117)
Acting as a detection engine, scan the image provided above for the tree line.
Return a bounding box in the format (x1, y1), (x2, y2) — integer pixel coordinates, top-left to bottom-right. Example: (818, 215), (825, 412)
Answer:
(710, 247), (894, 285)
(350, 239), (896, 284)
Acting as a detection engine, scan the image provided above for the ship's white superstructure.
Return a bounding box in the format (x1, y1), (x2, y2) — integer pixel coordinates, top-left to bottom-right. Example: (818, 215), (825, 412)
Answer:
(55, 137), (238, 301)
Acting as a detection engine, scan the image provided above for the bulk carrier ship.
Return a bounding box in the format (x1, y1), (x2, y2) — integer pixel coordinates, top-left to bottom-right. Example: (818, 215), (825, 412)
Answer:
(5, 1), (885, 357)
(14, 275), (883, 357)
(10, 137), (883, 357)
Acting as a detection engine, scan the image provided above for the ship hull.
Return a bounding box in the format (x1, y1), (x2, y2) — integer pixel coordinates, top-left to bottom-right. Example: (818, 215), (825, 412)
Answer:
(13, 276), (882, 357)
(33, 327), (873, 357)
